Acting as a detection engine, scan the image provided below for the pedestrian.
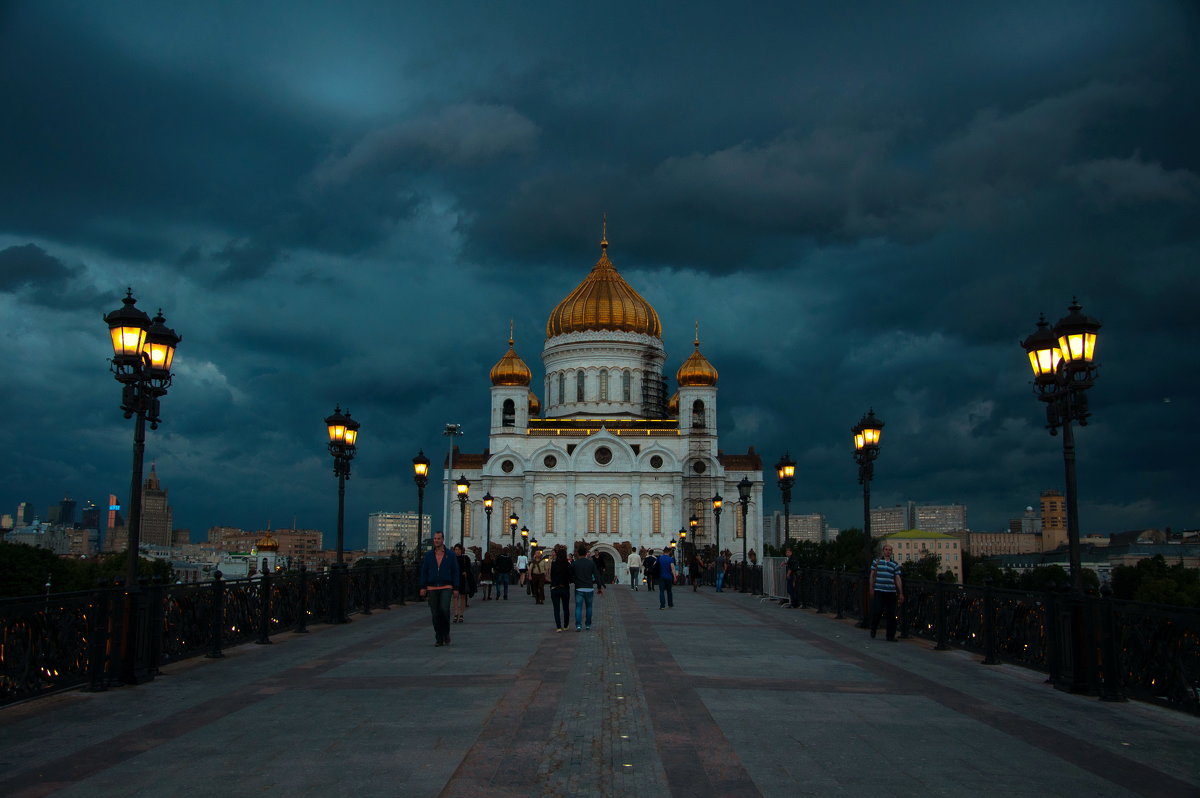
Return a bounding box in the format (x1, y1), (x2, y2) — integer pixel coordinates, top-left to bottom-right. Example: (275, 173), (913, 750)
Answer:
(479, 552), (495, 600)
(572, 543), (604, 630)
(549, 544), (572, 631)
(688, 553), (701, 591)
(495, 548), (513, 599)
(642, 550), (658, 593)
(419, 531), (460, 646)
(657, 545), (676, 609)
(785, 547), (801, 608)
(869, 543), (905, 641)
(628, 556), (641, 591)
(516, 549), (530, 592)
(451, 543), (475, 623)
(530, 550), (549, 604)
(715, 550), (726, 592)
(592, 551), (607, 586)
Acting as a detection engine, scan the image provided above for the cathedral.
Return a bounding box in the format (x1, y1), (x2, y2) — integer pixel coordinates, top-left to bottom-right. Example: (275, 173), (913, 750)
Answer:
(446, 229), (763, 579)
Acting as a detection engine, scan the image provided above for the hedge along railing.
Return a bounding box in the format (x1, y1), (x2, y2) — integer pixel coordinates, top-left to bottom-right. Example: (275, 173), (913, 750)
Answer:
(0, 561), (422, 707)
(763, 567), (1200, 715)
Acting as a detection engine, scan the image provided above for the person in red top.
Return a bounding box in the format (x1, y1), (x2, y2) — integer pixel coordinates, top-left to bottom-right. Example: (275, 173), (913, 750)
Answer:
(419, 531), (460, 646)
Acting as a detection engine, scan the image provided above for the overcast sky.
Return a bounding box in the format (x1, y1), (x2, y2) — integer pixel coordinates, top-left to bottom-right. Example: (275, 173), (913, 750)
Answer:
(2, 1), (1197, 548)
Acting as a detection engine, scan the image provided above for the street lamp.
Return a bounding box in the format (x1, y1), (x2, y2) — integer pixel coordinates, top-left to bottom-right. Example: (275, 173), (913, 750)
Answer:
(520, 525), (529, 554)
(852, 409), (884, 626)
(688, 514), (698, 556)
(104, 289), (180, 684)
(455, 475), (470, 548)
(483, 492), (494, 555)
(413, 450), (430, 558)
(509, 513), (519, 548)
(737, 477), (752, 593)
(712, 494), (723, 558)
(776, 453), (796, 546)
(325, 405), (361, 624)
(1022, 299), (1101, 693)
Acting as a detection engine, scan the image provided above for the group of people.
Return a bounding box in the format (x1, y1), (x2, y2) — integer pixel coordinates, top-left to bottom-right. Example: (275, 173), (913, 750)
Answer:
(417, 533), (617, 644)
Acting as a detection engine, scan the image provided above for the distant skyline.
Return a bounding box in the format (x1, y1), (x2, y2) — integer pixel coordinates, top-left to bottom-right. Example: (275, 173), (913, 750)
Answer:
(2, 2), (1198, 550)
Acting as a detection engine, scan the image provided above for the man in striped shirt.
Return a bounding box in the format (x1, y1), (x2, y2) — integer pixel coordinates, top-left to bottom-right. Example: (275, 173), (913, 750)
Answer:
(869, 543), (904, 641)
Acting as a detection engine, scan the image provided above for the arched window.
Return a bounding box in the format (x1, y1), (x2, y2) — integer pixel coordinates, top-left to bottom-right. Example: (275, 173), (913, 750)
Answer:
(622, 370), (631, 401)
(545, 496), (556, 534)
(462, 503), (472, 538)
(576, 371), (585, 402)
(599, 369), (609, 401)
(557, 372), (565, 404)
(692, 399), (705, 428)
(587, 497), (597, 534)
(651, 497), (662, 534)
(502, 398), (516, 427)
(736, 506), (744, 539)
(599, 496), (608, 533)
(503, 499), (513, 533)
(610, 496), (620, 533)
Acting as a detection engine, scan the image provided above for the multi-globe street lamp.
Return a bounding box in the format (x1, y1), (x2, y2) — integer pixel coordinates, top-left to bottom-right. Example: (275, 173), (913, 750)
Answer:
(104, 290), (181, 684)
(455, 475), (470, 548)
(737, 477), (752, 593)
(776, 453), (796, 545)
(1021, 299), (1101, 694)
(413, 450), (430, 558)
(483, 492), (494, 555)
(852, 409), (884, 627)
(325, 406), (361, 624)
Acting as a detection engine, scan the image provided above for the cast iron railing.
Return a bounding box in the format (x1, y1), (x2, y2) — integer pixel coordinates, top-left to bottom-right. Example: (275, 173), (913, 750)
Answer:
(0, 561), (421, 706)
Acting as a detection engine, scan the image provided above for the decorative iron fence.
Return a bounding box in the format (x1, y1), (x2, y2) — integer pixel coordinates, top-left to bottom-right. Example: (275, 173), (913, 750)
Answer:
(765, 568), (1200, 715)
(0, 562), (421, 707)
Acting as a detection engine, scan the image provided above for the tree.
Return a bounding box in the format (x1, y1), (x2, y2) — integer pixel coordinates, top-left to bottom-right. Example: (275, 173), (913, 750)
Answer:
(906, 554), (943, 582)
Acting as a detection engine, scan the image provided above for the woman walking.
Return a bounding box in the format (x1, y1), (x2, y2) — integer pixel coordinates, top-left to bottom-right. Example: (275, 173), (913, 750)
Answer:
(549, 545), (572, 631)
(479, 552), (495, 600)
(451, 543), (475, 623)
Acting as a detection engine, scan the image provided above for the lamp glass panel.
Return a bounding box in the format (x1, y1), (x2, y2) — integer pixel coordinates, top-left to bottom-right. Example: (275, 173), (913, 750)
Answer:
(854, 433), (865, 450)
(414, 462), (429, 477)
(1058, 331), (1097, 363)
(344, 428), (358, 446)
(712, 497), (723, 510)
(864, 428), (881, 446)
(783, 464), (795, 478)
(111, 326), (146, 358)
(328, 423), (346, 443)
(145, 340), (174, 371)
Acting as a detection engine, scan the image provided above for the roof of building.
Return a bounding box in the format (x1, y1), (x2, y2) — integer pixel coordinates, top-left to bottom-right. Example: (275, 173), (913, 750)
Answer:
(546, 233), (662, 339)
(717, 447), (763, 471)
(884, 529), (959, 540)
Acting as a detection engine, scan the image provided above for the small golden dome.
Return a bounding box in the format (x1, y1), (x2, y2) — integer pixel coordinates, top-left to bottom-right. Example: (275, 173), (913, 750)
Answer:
(490, 333), (531, 386)
(255, 532), (279, 552)
(667, 391), (679, 416)
(528, 390), (541, 416)
(676, 327), (718, 386)
(546, 229), (662, 339)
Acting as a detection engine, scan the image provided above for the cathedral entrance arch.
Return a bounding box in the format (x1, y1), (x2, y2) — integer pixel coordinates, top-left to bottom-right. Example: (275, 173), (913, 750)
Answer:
(591, 542), (621, 585)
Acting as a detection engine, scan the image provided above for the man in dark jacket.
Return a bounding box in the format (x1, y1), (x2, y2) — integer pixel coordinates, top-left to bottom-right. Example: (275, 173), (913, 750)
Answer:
(494, 548), (514, 600)
(642, 551), (658, 593)
(572, 544), (604, 630)
(419, 531), (460, 646)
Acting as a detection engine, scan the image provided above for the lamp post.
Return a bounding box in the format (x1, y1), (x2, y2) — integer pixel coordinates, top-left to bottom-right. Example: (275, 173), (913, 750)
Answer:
(104, 290), (180, 684)
(509, 513), (519, 548)
(521, 526), (529, 554)
(483, 493), (493, 555)
(852, 409), (884, 627)
(1022, 299), (1101, 693)
(712, 494), (723, 559)
(325, 406), (360, 624)
(737, 477), (752, 593)
(455, 475), (470, 548)
(678, 528), (687, 564)
(776, 453), (796, 547)
(688, 514), (698, 559)
(413, 451), (430, 559)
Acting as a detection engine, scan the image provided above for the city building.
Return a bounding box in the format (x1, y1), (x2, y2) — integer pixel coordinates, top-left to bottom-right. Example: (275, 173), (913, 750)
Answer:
(767, 511), (826, 545)
(870, 504), (910, 536)
(443, 230), (765, 580)
(962, 531), (1041, 557)
(367, 511), (431, 554)
(882, 530), (962, 582)
(140, 465), (174, 547)
(1008, 506), (1042, 535)
(1040, 489), (1067, 552)
(205, 525), (324, 568)
(872, 502), (967, 537)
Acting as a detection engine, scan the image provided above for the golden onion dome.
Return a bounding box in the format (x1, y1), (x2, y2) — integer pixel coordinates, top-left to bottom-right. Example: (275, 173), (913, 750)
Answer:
(546, 228), (662, 339)
(255, 532), (280, 552)
(676, 327), (718, 386)
(490, 332), (532, 386)
(667, 391), (680, 416)
(528, 390), (541, 416)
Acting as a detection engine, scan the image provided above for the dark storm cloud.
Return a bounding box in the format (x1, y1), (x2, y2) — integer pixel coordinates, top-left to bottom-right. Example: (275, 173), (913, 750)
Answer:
(2, 1), (1198, 544)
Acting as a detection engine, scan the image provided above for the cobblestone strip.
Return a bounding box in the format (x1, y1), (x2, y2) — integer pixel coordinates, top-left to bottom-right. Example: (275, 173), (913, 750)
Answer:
(537, 590), (670, 798)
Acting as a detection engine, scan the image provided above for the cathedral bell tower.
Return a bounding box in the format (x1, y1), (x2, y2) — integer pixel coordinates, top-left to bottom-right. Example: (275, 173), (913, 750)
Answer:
(490, 326), (536, 435)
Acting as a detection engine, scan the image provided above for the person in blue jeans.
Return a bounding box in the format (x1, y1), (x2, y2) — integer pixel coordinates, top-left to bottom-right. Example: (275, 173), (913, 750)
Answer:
(494, 549), (513, 599)
(658, 546), (676, 609)
(571, 543), (603, 629)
